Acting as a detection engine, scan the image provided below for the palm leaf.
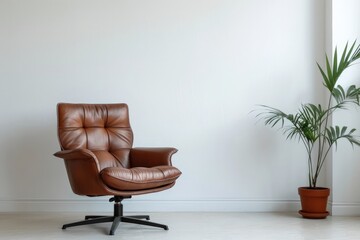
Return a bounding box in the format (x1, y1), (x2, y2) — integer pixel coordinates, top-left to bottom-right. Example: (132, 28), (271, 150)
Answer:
(325, 126), (360, 149)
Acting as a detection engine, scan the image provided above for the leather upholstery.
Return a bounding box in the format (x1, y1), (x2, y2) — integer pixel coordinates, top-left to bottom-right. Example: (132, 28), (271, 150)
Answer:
(58, 103), (133, 151)
(100, 166), (181, 191)
(54, 103), (181, 197)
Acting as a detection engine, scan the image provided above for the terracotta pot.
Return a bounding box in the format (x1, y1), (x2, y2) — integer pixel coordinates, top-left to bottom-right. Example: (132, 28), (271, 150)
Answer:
(298, 187), (330, 219)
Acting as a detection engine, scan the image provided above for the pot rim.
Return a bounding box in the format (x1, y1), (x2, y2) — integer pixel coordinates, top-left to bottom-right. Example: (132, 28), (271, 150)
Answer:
(298, 187), (330, 197)
(298, 187), (330, 190)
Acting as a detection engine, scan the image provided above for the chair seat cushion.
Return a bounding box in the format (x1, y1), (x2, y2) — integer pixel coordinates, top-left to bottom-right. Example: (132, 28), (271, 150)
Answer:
(100, 166), (181, 191)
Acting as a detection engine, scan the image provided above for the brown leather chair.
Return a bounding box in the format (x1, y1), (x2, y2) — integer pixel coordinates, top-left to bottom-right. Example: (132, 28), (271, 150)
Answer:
(54, 103), (181, 235)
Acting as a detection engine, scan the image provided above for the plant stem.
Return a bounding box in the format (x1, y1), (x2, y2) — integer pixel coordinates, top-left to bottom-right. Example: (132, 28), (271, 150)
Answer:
(313, 95), (333, 187)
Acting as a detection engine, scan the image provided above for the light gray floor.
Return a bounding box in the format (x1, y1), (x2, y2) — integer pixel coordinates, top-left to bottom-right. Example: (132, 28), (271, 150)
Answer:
(0, 212), (360, 239)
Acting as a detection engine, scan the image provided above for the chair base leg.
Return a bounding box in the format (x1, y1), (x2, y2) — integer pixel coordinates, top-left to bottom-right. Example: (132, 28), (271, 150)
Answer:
(62, 216), (114, 229)
(62, 196), (168, 235)
(109, 216), (121, 235)
(122, 216), (168, 230)
(125, 215), (150, 220)
(85, 214), (150, 220)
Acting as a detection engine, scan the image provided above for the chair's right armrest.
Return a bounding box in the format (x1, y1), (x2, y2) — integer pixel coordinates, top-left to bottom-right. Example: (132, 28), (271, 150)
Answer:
(54, 149), (100, 171)
(53, 149), (105, 195)
(54, 148), (95, 160)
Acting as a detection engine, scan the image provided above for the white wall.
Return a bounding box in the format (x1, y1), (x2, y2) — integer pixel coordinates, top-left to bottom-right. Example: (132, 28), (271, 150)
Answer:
(0, 0), (326, 212)
(330, 0), (360, 215)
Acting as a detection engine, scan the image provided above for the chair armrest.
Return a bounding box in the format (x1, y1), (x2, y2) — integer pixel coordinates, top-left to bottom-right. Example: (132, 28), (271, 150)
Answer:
(130, 147), (178, 168)
(53, 149), (106, 195)
(54, 148), (95, 159)
(54, 149), (100, 171)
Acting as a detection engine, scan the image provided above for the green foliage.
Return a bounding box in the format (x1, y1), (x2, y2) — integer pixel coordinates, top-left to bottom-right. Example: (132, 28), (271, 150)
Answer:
(257, 41), (360, 188)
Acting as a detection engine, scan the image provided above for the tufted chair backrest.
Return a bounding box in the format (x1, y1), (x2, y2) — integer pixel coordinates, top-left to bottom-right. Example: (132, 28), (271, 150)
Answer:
(57, 103), (134, 169)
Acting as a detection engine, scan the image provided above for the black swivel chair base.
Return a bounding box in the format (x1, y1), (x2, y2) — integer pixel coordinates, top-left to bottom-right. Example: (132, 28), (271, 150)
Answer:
(62, 196), (169, 235)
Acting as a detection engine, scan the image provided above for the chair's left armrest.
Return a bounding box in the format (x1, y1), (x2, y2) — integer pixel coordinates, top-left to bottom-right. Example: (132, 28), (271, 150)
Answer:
(130, 147), (178, 168)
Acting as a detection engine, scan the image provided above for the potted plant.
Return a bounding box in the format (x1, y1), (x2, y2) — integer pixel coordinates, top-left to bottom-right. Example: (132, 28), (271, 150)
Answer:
(256, 41), (360, 219)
